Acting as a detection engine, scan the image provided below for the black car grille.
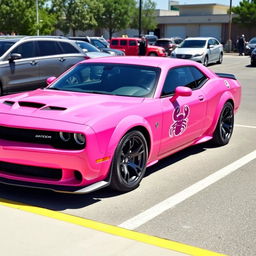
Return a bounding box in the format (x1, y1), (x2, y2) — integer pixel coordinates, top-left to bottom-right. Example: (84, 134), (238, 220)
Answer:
(0, 126), (84, 150)
(0, 161), (62, 180)
(176, 54), (192, 59)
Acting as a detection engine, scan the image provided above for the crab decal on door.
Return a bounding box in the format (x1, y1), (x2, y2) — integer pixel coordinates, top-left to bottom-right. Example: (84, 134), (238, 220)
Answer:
(169, 105), (190, 137)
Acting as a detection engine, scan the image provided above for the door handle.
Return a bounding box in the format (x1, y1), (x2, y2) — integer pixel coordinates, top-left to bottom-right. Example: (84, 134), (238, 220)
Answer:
(30, 60), (37, 66)
(59, 57), (66, 62)
(198, 95), (204, 101)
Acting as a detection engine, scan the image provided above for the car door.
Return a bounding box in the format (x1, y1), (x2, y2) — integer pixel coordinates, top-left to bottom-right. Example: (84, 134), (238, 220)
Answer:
(159, 66), (207, 157)
(1, 41), (40, 92)
(36, 40), (84, 82)
(208, 39), (220, 62)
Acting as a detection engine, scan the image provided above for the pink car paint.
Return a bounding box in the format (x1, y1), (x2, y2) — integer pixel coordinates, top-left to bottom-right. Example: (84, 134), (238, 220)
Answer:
(0, 57), (241, 193)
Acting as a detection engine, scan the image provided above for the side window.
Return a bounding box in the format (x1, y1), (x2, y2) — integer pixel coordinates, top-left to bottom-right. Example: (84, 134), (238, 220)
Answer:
(120, 40), (127, 46)
(129, 40), (137, 46)
(37, 41), (62, 56)
(11, 42), (35, 58)
(92, 40), (105, 49)
(162, 67), (197, 96)
(59, 42), (80, 53)
(111, 40), (119, 46)
(213, 39), (219, 45)
(190, 66), (208, 88)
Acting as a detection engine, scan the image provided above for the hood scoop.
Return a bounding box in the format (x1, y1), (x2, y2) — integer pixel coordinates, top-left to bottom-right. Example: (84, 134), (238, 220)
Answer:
(2, 100), (67, 111)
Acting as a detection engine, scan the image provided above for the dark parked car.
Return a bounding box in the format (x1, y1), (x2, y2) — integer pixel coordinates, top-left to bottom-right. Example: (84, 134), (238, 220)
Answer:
(69, 36), (125, 56)
(245, 37), (256, 55)
(0, 36), (90, 95)
(155, 37), (183, 55)
(251, 48), (256, 66)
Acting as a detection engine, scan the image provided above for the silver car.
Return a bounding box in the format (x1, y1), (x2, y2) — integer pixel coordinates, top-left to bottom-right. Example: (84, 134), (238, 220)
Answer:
(0, 36), (89, 95)
(171, 37), (223, 66)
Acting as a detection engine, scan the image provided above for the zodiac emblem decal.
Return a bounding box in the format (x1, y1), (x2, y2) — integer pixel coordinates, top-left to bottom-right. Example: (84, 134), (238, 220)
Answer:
(169, 105), (190, 137)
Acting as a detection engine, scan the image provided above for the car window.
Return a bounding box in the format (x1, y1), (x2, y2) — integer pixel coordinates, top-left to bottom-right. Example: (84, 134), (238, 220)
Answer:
(59, 41), (80, 53)
(91, 39), (106, 49)
(120, 40), (127, 46)
(48, 63), (160, 97)
(0, 41), (15, 56)
(180, 40), (206, 48)
(213, 39), (219, 45)
(162, 66), (201, 96)
(174, 38), (183, 44)
(129, 40), (137, 46)
(111, 40), (119, 46)
(11, 41), (36, 58)
(189, 66), (208, 88)
(37, 41), (62, 56)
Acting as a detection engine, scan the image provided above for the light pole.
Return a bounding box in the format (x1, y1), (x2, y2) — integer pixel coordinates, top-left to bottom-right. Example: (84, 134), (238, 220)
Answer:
(139, 0), (142, 37)
(36, 0), (39, 36)
(227, 0), (233, 52)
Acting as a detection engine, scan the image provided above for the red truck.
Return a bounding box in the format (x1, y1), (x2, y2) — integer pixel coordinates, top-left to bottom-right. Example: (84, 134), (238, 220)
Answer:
(110, 37), (166, 56)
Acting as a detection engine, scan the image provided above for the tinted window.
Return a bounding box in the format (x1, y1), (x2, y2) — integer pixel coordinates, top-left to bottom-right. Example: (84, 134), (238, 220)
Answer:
(129, 40), (137, 46)
(91, 39), (106, 49)
(49, 63), (160, 97)
(190, 66), (207, 88)
(120, 40), (127, 46)
(0, 41), (15, 56)
(11, 42), (35, 58)
(180, 40), (206, 48)
(162, 67), (199, 96)
(37, 41), (62, 56)
(111, 40), (119, 46)
(59, 41), (80, 53)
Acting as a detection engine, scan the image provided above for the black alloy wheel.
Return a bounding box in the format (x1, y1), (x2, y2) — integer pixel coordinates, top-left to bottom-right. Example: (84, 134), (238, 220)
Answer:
(212, 102), (234, 146)
(110, 130), (148, 192)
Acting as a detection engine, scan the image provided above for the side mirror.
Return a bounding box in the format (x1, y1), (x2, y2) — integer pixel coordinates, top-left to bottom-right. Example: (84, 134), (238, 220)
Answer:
(171, 86), (192, 101)
(46, 76), (57, 85)
(9, 53), (22, 62)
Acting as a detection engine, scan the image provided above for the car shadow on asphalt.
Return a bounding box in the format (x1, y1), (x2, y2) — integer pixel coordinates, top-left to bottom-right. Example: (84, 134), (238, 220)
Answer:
(0, 141), (217, 211)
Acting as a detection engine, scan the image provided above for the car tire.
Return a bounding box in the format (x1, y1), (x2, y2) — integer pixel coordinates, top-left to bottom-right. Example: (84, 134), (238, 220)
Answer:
(148, 52), (157, 56)
(217, 53), (223, 64)
(110, 130), (148, 192)
(203, 55), (209, 66)
(212, 102), (234, 146)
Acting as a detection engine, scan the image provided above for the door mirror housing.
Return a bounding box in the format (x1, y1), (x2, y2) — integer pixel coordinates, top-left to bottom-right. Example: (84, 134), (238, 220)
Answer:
(46, 76), (57, 85)
(171, 86), (192, 101)
(9, 53), (22, 62)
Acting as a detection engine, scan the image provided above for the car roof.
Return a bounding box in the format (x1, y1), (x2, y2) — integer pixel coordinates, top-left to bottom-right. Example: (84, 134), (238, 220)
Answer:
(184, 37), (215, 40)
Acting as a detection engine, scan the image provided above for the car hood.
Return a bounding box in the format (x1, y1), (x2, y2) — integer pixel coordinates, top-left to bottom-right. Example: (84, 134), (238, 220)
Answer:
(174, 48), (205, 55)
(0, 89), (144, 125)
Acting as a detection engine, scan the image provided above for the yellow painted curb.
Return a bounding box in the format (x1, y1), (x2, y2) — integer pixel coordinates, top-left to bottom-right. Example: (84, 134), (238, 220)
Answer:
(0, 198), (227, 256)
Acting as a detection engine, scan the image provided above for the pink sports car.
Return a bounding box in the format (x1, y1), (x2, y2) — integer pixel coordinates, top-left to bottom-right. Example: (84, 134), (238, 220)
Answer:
(0, 57), (241, 193)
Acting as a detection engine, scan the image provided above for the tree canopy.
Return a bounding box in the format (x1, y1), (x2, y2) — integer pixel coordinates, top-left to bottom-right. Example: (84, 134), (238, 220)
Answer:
(232, 0), (256, 27)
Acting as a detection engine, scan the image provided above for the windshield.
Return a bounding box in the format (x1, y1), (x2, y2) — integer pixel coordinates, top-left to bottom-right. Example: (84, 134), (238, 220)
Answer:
(75, 41), (100, 52)
(0, 41), (15, 56)
(48, 63), (160, 97)
(179, 40), (206, 48)
(249, 38), (256, 44)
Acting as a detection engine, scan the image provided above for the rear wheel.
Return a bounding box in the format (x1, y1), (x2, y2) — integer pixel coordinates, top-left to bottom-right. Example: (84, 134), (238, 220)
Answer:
(212, 102), (234, 146)
(110, 130), (148, 192)
(148, 52), (157, 56)
(217, 53), (223, 64)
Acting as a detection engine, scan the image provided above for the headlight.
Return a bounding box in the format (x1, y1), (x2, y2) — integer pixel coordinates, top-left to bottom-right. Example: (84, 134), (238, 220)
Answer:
(59, 132), (71, 142)
(74, 133), (86, 145)
(194, 53), (203, 57)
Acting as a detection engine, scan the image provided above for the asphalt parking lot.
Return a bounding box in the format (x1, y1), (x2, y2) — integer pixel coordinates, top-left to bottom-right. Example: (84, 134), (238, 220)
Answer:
(0, 54), (255, 256)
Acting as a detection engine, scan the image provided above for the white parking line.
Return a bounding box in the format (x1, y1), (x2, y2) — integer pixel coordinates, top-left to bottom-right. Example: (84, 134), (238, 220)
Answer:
(235, 124), (256, 129)
(119, 150), (256, 230)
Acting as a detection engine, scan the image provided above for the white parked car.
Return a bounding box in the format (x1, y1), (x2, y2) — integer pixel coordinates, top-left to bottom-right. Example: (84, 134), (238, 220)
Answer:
(171, 37), (223, 66)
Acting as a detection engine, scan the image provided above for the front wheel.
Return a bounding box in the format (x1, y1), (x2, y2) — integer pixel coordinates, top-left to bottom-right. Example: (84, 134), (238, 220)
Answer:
(110, 130), (148, 192)
(203, 55), (209, 66)
(212, 102), (234, 146)
(148, 52), (157, 56)
(217, 53), (223, 64)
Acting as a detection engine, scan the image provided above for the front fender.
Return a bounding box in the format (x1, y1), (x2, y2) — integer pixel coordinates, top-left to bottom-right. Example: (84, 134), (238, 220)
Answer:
(206, 91), (234, 136)
(106, 115), (154, 159)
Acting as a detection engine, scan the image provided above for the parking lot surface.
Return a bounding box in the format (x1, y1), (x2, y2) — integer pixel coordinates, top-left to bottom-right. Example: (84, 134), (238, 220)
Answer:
(0, 54), (255, 256)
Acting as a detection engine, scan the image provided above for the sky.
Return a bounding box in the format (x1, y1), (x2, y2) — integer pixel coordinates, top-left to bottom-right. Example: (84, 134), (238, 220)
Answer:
(155, 0), (241, 9)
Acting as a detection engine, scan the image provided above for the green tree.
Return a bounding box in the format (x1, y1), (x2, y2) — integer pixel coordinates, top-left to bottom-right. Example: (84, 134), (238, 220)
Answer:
(232, 0), (256, 27)
(97, 0), (137, 39)
(131, 0), (157, 35)
(51, 0), (103, 36)
(0, 0), (56, 35)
